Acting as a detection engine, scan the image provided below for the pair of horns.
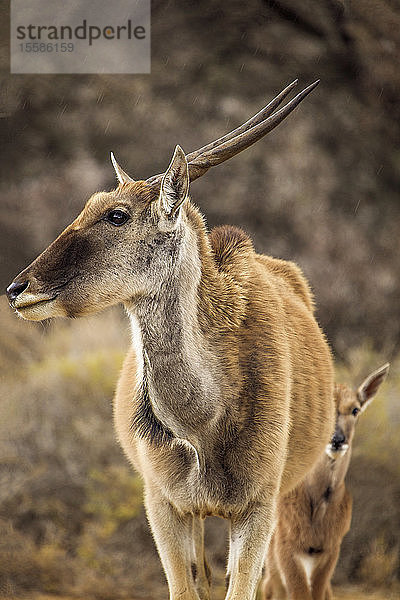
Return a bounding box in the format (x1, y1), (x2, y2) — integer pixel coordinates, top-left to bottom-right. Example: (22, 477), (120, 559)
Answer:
(111, 79), (320, 186)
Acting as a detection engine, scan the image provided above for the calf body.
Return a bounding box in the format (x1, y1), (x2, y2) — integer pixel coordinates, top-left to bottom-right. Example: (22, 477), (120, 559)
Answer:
(262, 364), (389, 600)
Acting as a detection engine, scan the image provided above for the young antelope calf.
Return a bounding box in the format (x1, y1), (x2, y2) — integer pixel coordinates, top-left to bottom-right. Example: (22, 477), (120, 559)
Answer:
(7, 81), (334, 600)
(262, 363), (390, 600)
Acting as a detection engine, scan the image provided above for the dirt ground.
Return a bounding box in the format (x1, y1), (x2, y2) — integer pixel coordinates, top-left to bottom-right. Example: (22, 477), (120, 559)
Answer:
(17, 586), (397, 600)
(332, 587), (399, 599)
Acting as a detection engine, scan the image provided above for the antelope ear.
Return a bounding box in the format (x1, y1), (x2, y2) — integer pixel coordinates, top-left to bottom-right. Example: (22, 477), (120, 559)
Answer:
(158, 145), (189, 217)
(110, 152), (135, 184)
(357, 362), (390, 412)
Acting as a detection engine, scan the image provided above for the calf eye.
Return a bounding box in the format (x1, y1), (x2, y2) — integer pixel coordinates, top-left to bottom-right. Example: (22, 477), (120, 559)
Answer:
(105, 209), (129, 226)
(352, 407), (360, 416)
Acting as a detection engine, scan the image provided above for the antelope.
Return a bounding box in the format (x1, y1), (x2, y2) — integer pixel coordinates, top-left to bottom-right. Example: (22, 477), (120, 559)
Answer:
(261, 363), (390, 600)
(6, 80), (334, 600)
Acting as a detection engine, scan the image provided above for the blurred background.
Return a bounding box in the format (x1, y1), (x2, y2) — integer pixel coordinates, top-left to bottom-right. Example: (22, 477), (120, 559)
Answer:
(0, 1), (399, 598)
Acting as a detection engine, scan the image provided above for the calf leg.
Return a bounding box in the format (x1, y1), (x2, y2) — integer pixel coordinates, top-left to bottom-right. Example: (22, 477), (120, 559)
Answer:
(144, 484), (200, 600)
(279, 557), (313, 600)
(311, 548), (340, 600)
(325, 583), (333, 600)
(261, 565), (287, 599)
(261, 535), (287, 600)
(261, 569), (287, 600)
(275, 545), (313, 600)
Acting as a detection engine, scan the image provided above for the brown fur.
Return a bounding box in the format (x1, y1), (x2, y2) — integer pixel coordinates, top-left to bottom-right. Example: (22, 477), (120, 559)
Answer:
(7, 147), (334, 600)
(262, 363), (389, 600)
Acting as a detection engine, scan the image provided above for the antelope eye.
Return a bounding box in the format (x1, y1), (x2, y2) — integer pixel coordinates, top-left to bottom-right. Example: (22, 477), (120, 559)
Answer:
(352, 407), (360, 416)
(105, 209), (129, 226)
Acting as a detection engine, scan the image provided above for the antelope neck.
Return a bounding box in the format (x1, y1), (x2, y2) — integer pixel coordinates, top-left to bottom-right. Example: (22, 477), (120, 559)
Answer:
(128, 226), (222, 445)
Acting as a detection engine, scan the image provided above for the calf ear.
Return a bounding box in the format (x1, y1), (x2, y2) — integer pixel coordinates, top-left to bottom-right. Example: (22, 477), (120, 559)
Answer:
(357, 363), (390, 412)
(157, 145), (189, 218)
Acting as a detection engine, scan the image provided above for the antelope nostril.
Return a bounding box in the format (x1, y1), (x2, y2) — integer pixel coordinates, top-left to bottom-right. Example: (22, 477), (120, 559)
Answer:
(332, 431), (346, 448)
(6, 280), (29, 303)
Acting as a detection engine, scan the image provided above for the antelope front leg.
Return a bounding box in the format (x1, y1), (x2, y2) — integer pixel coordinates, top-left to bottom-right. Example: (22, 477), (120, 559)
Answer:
(226, 502), (275, 600)
(144, 484), (200, 600)
(191, 515), (211, 600)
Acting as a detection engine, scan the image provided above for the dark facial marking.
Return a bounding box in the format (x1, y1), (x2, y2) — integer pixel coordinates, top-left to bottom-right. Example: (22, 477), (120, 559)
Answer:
(29, 231), (94, 295)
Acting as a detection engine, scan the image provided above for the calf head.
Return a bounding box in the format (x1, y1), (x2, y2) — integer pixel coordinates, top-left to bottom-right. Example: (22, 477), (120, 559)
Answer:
(326, 363), (390, 459)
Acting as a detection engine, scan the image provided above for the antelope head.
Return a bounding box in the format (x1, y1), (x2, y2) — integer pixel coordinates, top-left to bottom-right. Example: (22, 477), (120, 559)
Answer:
(326, 363), (390, 460)
(6, 80), (319, 321)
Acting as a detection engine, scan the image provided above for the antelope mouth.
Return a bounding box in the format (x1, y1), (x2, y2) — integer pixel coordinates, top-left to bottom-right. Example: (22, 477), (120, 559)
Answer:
(12, 294), (58, 311)
(325, 443), (349, 460)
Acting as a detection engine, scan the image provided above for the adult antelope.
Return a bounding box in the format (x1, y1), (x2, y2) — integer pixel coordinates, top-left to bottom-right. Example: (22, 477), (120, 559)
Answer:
(262, 363), (389, 600)
(7, 80), (334, 600)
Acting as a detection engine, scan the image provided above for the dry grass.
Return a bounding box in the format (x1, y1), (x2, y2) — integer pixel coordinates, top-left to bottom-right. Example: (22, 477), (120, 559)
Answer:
(0, 295), (399, 598)
(1, 1), (399, 598)
(8, 586), (399, 600)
